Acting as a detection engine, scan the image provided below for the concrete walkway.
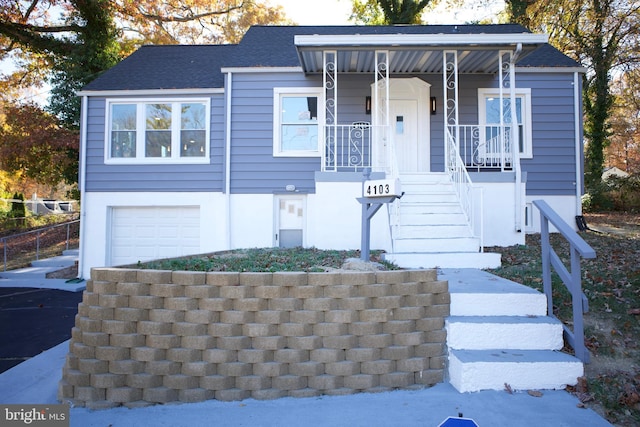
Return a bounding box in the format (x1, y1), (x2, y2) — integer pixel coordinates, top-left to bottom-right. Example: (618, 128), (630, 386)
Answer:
(0, 249), (85, 292)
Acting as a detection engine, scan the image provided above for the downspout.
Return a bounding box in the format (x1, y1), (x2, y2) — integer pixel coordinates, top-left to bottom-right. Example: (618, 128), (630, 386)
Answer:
(574, 71), (583, 216)
(510, 43), (523, 232)
(77, 95), (88, 279)
(225, 72), (233, 249)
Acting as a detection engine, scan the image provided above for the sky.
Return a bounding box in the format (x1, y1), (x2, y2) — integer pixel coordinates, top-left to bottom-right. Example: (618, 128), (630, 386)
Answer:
(268, 0), (506, 25)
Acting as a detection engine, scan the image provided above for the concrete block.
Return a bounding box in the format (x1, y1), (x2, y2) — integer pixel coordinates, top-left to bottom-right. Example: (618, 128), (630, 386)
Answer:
(240, 272), (274, 286)
(57, 380), (74, 400)
(313, 322), (348, 337)
(165, 297), (198, 311)
(66, 354), (79, 370)
(219, 286), (249, 300)
(184, 285), (218, 299)
(393, 332), (424, 346)
(136, 270), (173, 285)
(206, 272), (240, 286)
(278, 323), (312, 337)
(424, 304), (450, 318)
(253, 285), (286, 299)
(308, 374), (342, 391)
(144, 360), (180, 376)
(182, 361), (215, 377)
(143, 387), (178, 404)
(416, 318), (444, 332)
(74, 386), (106, 402)
(116, 282), (150, 296)
(181, 335), (215, 350)
(91, 280), (117, 295)
(218, 362), (251, 377)
(337, 297), (371, 311)
(289, 310), (323, 325)
(349, 322), (382, 336)
(172, 271), (206, 286)
(344, 374), (379, 390)
(415, 343), (445, 358)
(253, 362), (287, 378)
(101, 319), (136, 335)
(173, 322), (207, 337)
(310, 348), (345, 363)
(216, 336), (251, 350)
(91, 373), (126, 389)
(203, 349), (235, 364)
(64, 369), (90, 387)
(215, 389), (250, 402)
(433, 292), (451, 304)
(237, 375), (271, 391)
(326, 360), (359, 376)
(199, 297), (233, 312)
(303, 297), (335, 311)
(80, 332), (109, 347)
(323, 335), (357, 350)
(272, 375), (306, 391)
(184, 310), (212, 324)
(71, 342), (95, 359)
(324, 310), (358, 324)
(307, 272), (341, 286)
(289, 361), (324, 377)
(391, 282), (420, 296)
(146, 334), (180, 349)
(393, 306), (424, 321)
(274, 349), (309, 364)
(381, 346), (413, 361)
(95, 346), (130, 362)
(324, 387), (357, 397)
(128, 295), (164, 310)
(272, 272), (307, 287)
(243, 323), (277, 338)
(252, 389), (288, 400)
(82, 290), (99, 305)
(148, 309), (185, 323)
(220, 310), (254, 324)
(287, 336), (322, 351)
(130, 347), (165, 362)
(397, 357), (427, 372)
(383, 320), (415, 335)
(138, 321), (172, 335)
(341, 272), (375, 286)
(114, 308), (148, 322)
(251, 336), (286, 351)
(109, 360), (144, 375)
(149, 283), (185, 298)
(87, 306), (114, 321)
(98, 294), (129, 308)
(359, 309), (390, 323)
(77, 317), (102, 333)
(77, 304), (89, 317)
(430, 356), (446, 370)
(107, 387), (143, 403)
(164, 374), (200, 390)
(254, 310), (289, 324)
(408, 269), (438, 283)
(371, 296), (402, 310)
(238, 349), (272, 364)
(345, 348), (380, 363)
(233, 298), (267, 312)
(413, 294), (434, 307)
(124, 400), (154, 409)
(71, 327), (83, 342)
(358, 334), (393, 349)
(380, 372), (413, 388)
(85, 400), (118, 410)
(289, 285), (322, 299)
(166, 347), (202, 363)
(421, 279), (448, 294)
(358, 283), (390, 298)
(415, 369), (444, 385)
(178, 388), (214, 403)
(268, 297), (303, 311)
(200, 375), (234, 391)
(375, 270), (409, 284)
(95, 268), (137, 282)
(126, 373), (163, 389)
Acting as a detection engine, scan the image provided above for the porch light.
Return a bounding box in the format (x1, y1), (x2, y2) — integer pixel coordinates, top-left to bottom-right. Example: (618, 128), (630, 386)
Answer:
(365, 96), (371, 115)
(430, 97), (437, 115)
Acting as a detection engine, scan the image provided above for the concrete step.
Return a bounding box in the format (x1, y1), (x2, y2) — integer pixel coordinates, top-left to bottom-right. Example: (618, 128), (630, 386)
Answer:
(0, 276), (85, 291)
(31, 255), (77, 268)
(392, 237), (480, 253)
(398, 203), (462, 215)
(395, 224), (471, 239)
(63, 249), (79, 256)
(440, 269), (547, 317)
(397, 212), (467, 226)
(448, 349), (584, 392)
(400, 192), (459, 204)
(384, 252), (501, 269)
(446, 316), (564, 350)
(398, 172), (450, 184)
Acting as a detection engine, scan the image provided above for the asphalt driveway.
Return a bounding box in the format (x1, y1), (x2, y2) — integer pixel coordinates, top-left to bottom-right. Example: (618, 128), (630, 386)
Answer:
(0, 288), (82, 373)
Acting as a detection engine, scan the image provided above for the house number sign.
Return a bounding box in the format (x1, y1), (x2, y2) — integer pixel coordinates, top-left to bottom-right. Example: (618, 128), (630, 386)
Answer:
(363, 179), (402, 198)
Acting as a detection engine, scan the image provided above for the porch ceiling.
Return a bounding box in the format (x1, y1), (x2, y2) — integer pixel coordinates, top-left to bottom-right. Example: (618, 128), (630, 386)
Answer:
(295, 34), (547, 75)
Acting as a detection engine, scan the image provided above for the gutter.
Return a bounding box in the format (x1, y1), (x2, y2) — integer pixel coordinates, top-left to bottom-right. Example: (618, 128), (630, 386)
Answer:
(77, 96), (88, 279)
(574, 72), (583, 216)
(225, 72), (233, 249)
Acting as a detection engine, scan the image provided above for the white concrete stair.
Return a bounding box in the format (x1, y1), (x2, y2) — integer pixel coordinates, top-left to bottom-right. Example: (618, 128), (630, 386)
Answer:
(383, 173), (501, 269)
(441, 269), (584, 393)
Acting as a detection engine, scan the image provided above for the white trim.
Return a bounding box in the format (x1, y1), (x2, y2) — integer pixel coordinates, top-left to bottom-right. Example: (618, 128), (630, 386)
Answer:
(273, 87), (324, 158)
(477, 88), (533, 159)
(221, 66), (303, 74)
(225, 72), (233, 249)
(574, 72), (582, 216)
(515, 67), (587, 74)
(104, 97), (211, 164)
(78, 88), (223, 97)
(78, 96), (88, 279)
(295, 33), (548, 47)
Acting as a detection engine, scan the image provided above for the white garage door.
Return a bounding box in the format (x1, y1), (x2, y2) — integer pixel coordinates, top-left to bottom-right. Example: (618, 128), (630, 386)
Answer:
(110, 206), (200, 266)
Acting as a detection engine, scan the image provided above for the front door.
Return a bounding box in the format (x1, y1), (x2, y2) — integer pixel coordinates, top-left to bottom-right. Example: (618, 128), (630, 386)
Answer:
(391, 99), (419, 173)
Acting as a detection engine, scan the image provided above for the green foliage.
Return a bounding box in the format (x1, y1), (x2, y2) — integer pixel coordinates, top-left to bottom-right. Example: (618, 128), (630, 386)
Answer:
(349, 0), (433, 25)
(582, 176), (640, 212)
(9, 192), (25, 218)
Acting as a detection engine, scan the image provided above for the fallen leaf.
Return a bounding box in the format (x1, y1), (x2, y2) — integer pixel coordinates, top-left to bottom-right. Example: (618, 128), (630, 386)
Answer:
(628, 308), (640, 315)
(527, 390), (543, 397)
(504, 383), (513, 394)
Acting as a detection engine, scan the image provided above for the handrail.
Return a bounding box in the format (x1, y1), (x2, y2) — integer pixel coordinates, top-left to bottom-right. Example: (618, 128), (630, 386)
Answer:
(445, 127), (481, 247)
(533, 200), (595, 363)
(1, 219), (80, 271)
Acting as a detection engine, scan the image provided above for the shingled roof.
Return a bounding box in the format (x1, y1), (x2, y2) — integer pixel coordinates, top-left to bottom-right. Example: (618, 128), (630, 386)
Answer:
(82, 25), (581, 92)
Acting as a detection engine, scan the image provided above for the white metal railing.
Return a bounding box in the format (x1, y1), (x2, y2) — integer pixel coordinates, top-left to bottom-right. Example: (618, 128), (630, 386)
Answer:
(323, 123), (387, 172)
(452, 124), (517, 172)
(445, 127), (482, 247)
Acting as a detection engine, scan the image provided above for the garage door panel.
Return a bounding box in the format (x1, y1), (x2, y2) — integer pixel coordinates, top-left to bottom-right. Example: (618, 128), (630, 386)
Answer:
(111, 207), (201, 266)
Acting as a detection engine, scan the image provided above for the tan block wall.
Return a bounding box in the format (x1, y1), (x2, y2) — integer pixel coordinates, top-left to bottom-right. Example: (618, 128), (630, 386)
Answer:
(59, 268), (448, 409)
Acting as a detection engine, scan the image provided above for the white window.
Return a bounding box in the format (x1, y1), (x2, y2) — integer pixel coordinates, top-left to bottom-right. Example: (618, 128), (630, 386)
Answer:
(273, 87), (324, 157)
(478, 88), (532, 159)
(106, 100), (210, 163)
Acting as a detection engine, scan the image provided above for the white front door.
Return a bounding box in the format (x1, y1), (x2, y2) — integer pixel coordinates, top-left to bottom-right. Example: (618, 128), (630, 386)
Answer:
(391, 99), (419, 173)
(276, 196), (305, 248)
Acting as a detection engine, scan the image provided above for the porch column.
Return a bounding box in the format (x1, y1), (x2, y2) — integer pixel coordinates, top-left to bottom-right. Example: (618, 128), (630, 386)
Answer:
(323, 50), (337, 171)
(374, 50), (390, 174)
(499, 48), (523, 232)
(443, 50), (459, 167)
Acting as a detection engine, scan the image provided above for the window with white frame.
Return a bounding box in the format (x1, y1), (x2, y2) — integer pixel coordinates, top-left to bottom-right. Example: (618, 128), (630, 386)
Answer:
(273, 88), (323, 157)
(107, 100), (209, 163)
(478, 88), (532, 159)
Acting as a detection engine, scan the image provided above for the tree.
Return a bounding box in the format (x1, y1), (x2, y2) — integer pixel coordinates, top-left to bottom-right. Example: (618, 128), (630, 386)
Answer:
(350, 0), (435, 24)
(607, 70), (640, 174)
(0, 102), (79, 188)
(520, 0), (640, 190)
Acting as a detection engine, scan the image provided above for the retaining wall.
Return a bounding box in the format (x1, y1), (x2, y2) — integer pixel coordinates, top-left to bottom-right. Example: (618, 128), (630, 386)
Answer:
(59, 268), (449, 409)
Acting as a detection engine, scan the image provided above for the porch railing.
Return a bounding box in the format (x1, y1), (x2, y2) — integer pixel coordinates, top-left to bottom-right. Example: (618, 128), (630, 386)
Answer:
(323, 123), (384, 172)
(451, 124), (516, 172)
(533, 199), (595, 363)
(445, 127), (481, 247)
